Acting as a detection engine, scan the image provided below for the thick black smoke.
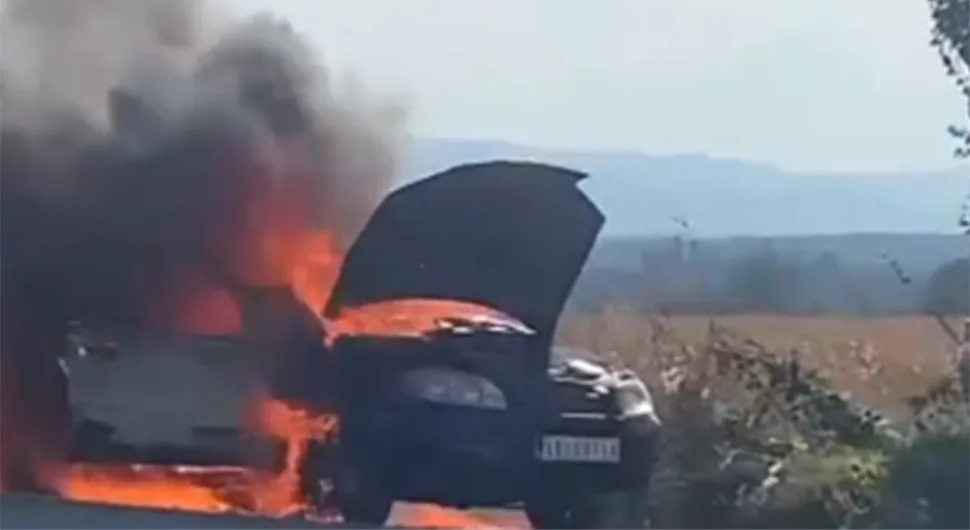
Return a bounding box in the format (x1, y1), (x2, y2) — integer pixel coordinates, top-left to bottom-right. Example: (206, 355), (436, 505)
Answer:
(0, 0), (406, 490)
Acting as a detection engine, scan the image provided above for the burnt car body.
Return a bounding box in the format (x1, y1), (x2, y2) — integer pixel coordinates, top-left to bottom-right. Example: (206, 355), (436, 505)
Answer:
(63, 329), (288, 471)
(318, 161), (664, 528)
(59, 48), (331, 478)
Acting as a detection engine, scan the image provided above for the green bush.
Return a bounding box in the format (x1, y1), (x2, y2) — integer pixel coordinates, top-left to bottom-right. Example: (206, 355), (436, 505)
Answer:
(640, 318), (970, 529)
(880, 431), (970, 528)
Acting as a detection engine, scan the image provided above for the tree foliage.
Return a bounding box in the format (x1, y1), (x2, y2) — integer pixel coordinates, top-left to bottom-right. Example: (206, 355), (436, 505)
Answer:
(928, 0), (970, 157)
(921, 257), (970, 315)
(724, 248), (801, 313)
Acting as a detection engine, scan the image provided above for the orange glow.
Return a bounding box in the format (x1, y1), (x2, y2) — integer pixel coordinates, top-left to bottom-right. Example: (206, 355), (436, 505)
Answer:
(277, 230), (342, 318)
(57, 465), (233, 513)
(246, 395), (337, 515)
(56, 396), (338, 518)
(229, 174), (342, 314)
(40, 151), (526, 527)
(148, 268), (242, 335)
(327, 298), (521, 344)
(398, 503), (518, 529)
(169, 283), (242, 336)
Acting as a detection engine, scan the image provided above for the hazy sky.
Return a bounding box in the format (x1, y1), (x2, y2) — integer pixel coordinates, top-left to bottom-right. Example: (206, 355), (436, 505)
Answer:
(228, 0), (967, 173)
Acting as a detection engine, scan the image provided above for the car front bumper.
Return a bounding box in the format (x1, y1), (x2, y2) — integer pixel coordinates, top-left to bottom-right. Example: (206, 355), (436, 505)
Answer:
(345, 397), (662, 506)
(344, 398), (541, 506)
(535, 410), (663, 494)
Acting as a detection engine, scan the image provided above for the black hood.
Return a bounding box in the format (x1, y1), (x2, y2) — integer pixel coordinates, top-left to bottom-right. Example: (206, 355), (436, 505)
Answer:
(323, 161), (604, 344)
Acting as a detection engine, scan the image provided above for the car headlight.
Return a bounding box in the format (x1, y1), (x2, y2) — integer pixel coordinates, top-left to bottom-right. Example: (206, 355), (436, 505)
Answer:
(401, 368), (507, 410)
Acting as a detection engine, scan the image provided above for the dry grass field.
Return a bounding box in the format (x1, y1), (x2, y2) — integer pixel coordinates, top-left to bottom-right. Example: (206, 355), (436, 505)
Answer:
(554, 313), (969, 528)
(558, 312), (964, 417)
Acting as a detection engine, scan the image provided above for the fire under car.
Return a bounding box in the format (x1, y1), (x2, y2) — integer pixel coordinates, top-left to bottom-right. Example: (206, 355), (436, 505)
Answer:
(300, 160), (665, 528)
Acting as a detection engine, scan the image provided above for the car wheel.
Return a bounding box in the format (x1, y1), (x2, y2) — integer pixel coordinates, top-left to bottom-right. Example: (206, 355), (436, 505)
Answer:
(524, 497), (572, 529)
(333, 457), (393, 525)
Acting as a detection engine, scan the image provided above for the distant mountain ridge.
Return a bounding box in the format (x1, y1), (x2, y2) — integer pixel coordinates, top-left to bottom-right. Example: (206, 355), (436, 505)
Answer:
(591, 233), (966, 275)
(404, 137), (969, 237)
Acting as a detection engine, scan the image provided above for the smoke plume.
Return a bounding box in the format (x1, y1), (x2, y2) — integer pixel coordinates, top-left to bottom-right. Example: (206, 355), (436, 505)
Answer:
(0, 0), (408, 490)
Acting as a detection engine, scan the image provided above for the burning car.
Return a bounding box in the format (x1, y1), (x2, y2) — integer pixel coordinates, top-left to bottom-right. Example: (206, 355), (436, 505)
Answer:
(10, 17), (661, 525)
(59, 159), (663, 527)
(60, 308), (338, 516)
(316, 161), (664, 528)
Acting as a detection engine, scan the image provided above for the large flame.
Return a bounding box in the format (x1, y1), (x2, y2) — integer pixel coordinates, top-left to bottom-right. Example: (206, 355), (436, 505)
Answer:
(52, 166), (344, 517)
(48, 165), (515, 527)
(57, 465), (234, 514)
(328, 299), (523, 345)
(0, 2), (524, 527)
(150, 268), (244, 336)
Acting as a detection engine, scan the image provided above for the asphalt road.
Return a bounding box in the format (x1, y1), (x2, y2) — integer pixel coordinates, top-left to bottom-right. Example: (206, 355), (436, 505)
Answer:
(0, 494), (525, 529)
(0, 494), (365, 529)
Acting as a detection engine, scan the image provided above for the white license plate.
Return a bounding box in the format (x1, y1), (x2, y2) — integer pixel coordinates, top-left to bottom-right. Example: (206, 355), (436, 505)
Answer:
(537, 435), (621, 463)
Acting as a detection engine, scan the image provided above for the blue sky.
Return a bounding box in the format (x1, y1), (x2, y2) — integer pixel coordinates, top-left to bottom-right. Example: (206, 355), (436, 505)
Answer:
(227, 0), (967, 174)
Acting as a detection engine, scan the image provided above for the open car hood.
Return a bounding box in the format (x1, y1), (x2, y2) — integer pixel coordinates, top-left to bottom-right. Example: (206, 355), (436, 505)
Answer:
(323, 161), (604, 344)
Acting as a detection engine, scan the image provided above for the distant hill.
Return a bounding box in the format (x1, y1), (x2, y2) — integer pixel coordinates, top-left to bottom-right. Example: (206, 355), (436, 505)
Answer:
(576, 233), (967, 316)
(405, 137), (969, 237)
(401, 137), (968, 315)
(591, 233), (967, 275)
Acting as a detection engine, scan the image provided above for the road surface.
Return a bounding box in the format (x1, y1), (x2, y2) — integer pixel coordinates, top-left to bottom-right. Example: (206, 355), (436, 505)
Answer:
(0, 493), (525, 529)
(0, 494), (363, 529)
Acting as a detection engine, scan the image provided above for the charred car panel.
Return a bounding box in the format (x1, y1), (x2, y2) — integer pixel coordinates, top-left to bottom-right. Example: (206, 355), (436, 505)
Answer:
(64, 331), (286, 470)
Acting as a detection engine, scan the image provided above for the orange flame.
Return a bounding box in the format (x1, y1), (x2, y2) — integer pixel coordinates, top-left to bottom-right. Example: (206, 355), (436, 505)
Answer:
(46, 156), (527, 527)
(56, 396), (337, 518)
(246, 395), (337, 515)
(51, 173), (345, 518)
(156, 269), (243, 335)
(397, 503), (521, 529)
(327, 299), (521, 344)
(57, 465), (233, 513)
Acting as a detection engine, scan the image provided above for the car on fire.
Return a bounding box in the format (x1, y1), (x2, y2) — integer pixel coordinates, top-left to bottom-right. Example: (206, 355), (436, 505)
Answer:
(59, 43), (664, 527)
(62, 159), (664, 528)
(308, 161), (665, 528)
